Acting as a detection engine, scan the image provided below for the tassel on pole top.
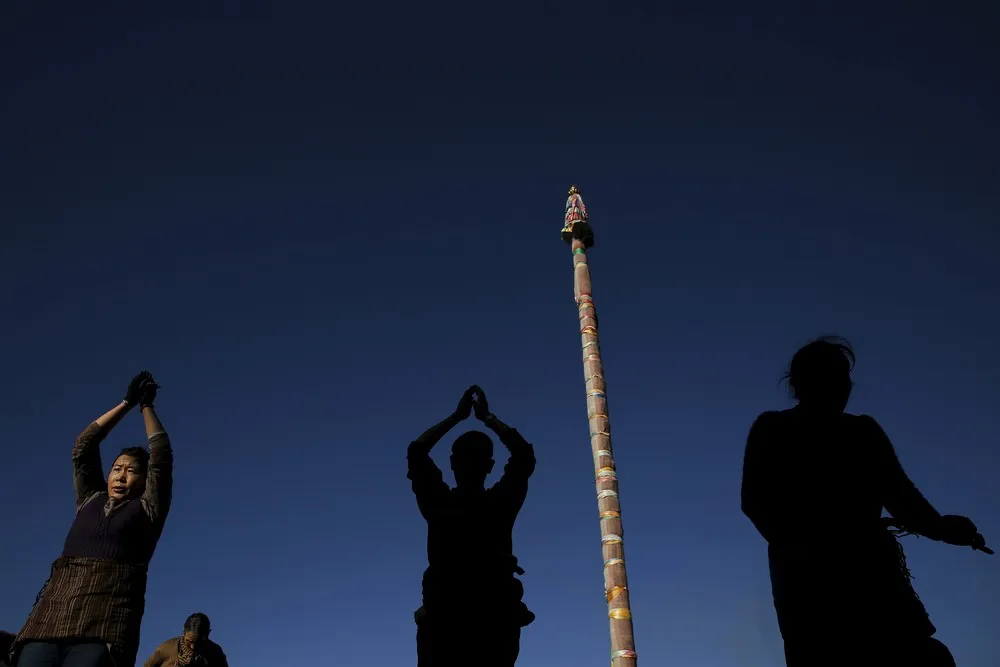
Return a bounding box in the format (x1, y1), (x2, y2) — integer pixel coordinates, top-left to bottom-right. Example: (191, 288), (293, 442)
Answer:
(562, 184), (595, 248)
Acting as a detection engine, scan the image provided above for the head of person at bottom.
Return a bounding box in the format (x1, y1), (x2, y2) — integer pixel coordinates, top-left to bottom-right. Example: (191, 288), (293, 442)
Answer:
(107, 446), (150, 501)
(182, 613), (211, 651)
(784, 335), (856, 414)
(451, 431), (495, 490)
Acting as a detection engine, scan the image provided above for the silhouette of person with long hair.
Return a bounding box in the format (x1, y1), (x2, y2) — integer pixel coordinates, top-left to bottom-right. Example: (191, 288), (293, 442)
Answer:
(10, 372), (173, 667)
(741, 337), (991, 667)
(408, 386), (536, 667)
(143, 613), (228, 667)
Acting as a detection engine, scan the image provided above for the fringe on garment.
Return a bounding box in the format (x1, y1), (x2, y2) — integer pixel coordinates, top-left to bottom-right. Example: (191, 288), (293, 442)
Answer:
(10, 557), (148, 667)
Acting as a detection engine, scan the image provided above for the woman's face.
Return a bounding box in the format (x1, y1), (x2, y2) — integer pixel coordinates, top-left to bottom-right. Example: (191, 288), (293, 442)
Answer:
(827, 370), (853, 412)
(797, 356), (853, 412)
(107, 455), (146, 501)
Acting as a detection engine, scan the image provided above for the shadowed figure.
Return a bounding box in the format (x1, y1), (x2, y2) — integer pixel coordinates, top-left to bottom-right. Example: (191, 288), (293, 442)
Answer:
(1, 633), (14, 666)
(11, 372), (173, 667)
(143, 613), (228, 667)
(741, 337), (991, 667)
(408, 386), (536, 667)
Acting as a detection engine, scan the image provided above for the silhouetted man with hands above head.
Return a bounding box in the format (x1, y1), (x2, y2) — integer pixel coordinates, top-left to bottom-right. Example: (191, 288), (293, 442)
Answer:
(408, 386), (536, 667)
(741, 337), (990, 667)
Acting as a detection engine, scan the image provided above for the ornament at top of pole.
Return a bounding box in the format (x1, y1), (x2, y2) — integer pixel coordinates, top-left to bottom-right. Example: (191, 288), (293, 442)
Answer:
(562, 184), (595, 248)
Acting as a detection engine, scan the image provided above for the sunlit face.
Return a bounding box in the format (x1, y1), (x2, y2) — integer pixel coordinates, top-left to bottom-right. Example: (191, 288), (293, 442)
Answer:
(107, 455), (145, 501)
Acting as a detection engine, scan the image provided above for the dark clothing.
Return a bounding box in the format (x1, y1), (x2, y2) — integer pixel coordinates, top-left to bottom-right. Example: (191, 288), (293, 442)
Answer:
(61, 495), (158, 563)
(408, 427), (535, 614)
(13, 559), (148, 667)
(408, 426), (536, 667)
(11, 423), (173, 667)
(15, 642), (113, 667)
(417, 613), (520, 667)
(742, 408), (940, 665)
(70, 423), (173, 542)
(1, 632), (14, 666)
(143, 637), (228, 667)
(408, 428), (534, 574)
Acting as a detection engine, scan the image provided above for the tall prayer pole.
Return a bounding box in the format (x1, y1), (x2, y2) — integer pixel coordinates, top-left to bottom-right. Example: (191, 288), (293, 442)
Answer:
(561, 185), (638, 667)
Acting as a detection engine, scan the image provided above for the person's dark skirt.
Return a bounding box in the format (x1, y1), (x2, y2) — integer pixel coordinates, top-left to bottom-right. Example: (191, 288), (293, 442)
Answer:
(769, 532), (936, 665)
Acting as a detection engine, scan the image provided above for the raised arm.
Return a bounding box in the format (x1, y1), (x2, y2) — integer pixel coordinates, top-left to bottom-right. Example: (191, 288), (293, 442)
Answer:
(482, 413), (536, 508)
(863, 415), (943, 539)
(408, 413), (464, 460)
(473, 391), (536, 509)
(74, 372), (159, 509)
(407, 386), (478, 515)
(139, 387), (173, 532)
(73, 401), (129, 510)
(741, 411), (781, 543)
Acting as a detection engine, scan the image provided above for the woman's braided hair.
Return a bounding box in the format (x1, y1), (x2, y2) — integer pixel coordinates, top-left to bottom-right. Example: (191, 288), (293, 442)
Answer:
(882, 521), (925, 607)
(178, 613), (211, 666)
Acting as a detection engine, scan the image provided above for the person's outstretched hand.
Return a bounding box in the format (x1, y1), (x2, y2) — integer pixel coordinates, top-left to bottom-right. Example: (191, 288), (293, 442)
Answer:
(124, 371), (156, 408)
(938, 515), (992, 553)
(473, 387), (490, 421)
(138, 373), (160, 409)
(454, 385), (480, 421)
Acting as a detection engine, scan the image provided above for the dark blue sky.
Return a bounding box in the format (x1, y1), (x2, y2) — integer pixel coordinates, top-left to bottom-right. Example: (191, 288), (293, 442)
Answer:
(2, 3), (997, 666)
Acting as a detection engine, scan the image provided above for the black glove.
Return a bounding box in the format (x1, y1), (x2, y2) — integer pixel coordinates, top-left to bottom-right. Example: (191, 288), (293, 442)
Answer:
(124, 371), (157, 408)
(138, 376), (159, 408)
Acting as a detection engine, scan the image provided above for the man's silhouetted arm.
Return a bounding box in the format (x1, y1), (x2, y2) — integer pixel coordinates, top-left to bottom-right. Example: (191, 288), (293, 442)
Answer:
(864, 416), (943, 539)
(409, 412), (463, 459)
(407, 412), (462, 516)
(483, 413), (536, 512)
(741, 412), (781, 543)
